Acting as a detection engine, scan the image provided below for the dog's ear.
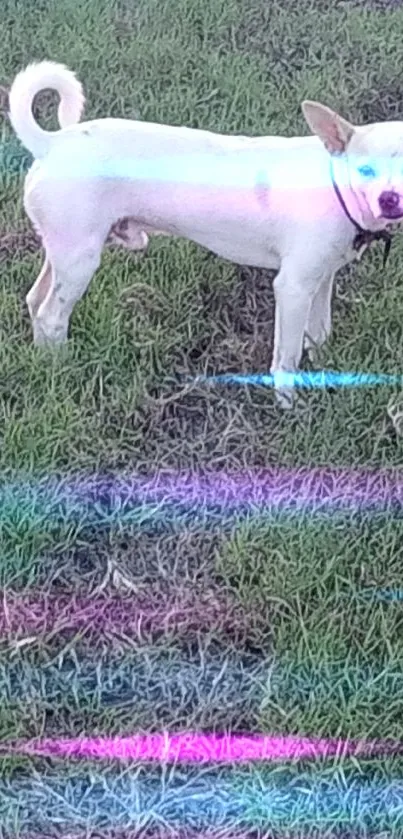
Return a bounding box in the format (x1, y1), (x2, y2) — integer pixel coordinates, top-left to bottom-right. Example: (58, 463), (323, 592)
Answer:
(301, 100), (354, 154)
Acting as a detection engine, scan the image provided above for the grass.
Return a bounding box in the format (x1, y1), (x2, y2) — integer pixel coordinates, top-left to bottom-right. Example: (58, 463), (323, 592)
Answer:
(1, 0), (403, 835)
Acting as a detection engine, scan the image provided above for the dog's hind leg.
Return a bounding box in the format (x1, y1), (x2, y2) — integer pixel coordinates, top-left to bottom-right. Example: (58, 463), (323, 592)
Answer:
(26, 256), (52, 341)
(26, 257), (52, 318)
(33, 236), (103, 345)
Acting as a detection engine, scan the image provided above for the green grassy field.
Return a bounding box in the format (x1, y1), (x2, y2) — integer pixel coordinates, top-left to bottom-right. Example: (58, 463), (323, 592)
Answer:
(1, 0), (403, 835)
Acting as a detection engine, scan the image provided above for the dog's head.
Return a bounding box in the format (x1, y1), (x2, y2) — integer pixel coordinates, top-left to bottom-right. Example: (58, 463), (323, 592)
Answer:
(302, 100), (403, 226)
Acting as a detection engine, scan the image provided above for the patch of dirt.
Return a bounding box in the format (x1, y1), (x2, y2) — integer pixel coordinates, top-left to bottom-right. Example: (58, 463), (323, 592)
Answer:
(184, 264), (277, 374)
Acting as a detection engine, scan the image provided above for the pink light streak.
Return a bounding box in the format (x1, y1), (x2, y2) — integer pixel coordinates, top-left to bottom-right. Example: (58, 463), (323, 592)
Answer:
(0, 588), (261, 644)
(8, 732), (402, 763)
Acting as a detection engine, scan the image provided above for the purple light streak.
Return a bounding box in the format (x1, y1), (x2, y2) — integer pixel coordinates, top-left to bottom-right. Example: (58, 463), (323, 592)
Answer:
(7, 732), (402, 763)
(68, 466), (403, 514)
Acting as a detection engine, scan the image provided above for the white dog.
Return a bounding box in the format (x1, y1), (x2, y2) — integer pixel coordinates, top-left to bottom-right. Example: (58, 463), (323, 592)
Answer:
(8, 61), (403, 408)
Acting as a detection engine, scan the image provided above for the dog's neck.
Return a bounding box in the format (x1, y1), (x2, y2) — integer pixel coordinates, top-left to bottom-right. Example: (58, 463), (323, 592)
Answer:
(330, 153), (377, 231)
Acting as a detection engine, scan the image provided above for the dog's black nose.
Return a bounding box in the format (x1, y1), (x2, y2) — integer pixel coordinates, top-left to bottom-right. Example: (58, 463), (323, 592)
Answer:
(379, 190), (400, 213)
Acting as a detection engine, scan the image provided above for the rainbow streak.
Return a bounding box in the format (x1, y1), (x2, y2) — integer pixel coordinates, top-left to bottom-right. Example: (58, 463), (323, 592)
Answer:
(7, 732), (402, 762)
(2, 468), (403, 535)
(191, 370), (402, 389)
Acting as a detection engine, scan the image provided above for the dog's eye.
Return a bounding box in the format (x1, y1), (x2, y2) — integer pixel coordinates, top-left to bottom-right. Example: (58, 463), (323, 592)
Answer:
(358, 164), (376, 178)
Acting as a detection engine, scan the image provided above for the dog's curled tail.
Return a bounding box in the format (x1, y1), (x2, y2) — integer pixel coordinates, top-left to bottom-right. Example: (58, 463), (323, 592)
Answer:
(8, 60), (85, 159)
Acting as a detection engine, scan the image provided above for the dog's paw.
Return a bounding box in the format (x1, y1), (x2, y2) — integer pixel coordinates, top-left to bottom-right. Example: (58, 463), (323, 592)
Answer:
(275, 387), (308, 411)
(272, 370), (298, 411)
(275, 389), (309, 412)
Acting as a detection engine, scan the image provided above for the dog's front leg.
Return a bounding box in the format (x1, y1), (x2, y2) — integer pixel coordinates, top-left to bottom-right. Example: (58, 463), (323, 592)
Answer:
(271, 264), (320, 409)
(304, 272), (334, 362)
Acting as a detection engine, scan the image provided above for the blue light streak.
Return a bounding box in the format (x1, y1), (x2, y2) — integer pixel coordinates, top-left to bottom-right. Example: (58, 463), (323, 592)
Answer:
(191, 371), (402, 389)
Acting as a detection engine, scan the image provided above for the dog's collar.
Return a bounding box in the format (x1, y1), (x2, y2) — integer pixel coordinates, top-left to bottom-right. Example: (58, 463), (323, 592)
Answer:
(329, 157), (392, 268)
